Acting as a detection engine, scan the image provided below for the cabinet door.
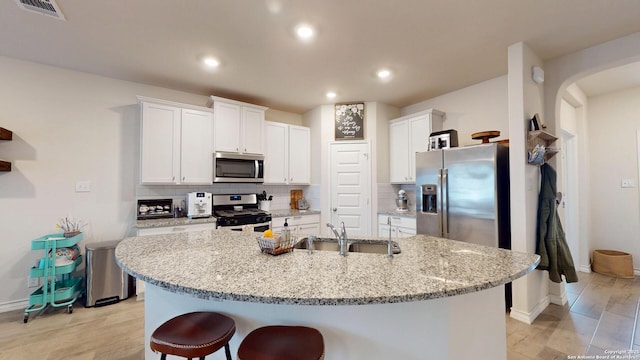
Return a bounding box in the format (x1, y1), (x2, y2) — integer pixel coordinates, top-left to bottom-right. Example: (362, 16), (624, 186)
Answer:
(181, 109), (214, 184)
(298, 223), (320, 235)
(242, 107), (265, 154)
(378, 224), (397, 238)
(288, 125), (310, 184)
(140, 102), (180, 184)
(408, 115), (429, 182)
(396, 227), (416, 238)
(389, 120), (410, 183)
(214, 101), (241, 152)
(264, 122), (288, 184)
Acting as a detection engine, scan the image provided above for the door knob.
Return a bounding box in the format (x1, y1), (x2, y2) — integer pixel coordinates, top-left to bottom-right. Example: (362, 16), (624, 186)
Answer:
(332, 208), (337, 212)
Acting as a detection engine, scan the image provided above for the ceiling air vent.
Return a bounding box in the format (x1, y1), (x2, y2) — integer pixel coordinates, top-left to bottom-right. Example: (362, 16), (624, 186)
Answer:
(15, 0), (66, 20)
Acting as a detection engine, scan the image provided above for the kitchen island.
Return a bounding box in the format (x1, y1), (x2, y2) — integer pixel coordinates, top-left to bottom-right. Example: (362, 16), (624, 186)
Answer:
(116, 229), (539, 360)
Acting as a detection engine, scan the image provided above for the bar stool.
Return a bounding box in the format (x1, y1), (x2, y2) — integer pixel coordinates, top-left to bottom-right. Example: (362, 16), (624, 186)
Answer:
(237, 325), (324, 360)
(150, 311), (235, 360)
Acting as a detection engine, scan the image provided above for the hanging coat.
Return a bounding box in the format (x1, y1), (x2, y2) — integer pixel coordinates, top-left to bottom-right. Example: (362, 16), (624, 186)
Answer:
(536, 163), (578, 283)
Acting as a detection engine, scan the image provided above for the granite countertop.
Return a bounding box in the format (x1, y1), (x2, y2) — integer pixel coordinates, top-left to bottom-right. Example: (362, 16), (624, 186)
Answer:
(116, 229), (539, 306)
(135, 217), (217, 229)
(378, 209), (417, 218)
(269, 209), (321, 218)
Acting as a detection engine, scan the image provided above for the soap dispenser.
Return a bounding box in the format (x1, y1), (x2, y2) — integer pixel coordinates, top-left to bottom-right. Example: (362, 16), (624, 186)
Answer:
(283, 218), (291, 243)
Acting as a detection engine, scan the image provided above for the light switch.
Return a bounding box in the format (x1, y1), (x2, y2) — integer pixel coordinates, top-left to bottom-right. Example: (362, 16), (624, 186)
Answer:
(75, 180), (91, 192)
(621, 179), (636, 188)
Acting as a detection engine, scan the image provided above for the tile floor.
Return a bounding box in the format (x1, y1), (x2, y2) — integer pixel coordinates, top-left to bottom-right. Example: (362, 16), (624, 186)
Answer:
(507, 271), (640, 359)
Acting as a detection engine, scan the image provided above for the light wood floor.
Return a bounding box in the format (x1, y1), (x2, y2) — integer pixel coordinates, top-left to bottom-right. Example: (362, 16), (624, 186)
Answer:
(0, 271), (637, 359)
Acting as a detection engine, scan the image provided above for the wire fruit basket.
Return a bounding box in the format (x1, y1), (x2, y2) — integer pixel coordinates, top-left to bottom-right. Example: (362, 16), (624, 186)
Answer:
(256, 235), (297, 255)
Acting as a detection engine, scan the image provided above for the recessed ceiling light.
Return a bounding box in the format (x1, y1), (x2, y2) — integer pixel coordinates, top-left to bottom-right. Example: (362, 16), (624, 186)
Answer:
(295, 24), (315, 40)
(203, 57), (220, 68)
(326, 91), (337, 99)
(376, 69), (391, 79)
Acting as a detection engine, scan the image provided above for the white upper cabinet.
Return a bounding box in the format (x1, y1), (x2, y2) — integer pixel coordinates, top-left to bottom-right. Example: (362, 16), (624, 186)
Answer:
(288, 125), (311, 184)
(212, 101), (241, 153)
(264, 122), (288, 183)
(389, 109), (445, 184)
(138, 96), (213, 185)
(209, 96), (267, 155)
(264, 121), (310, 185)
(180, 108), (214, 184)
(140, 102), (180, 184)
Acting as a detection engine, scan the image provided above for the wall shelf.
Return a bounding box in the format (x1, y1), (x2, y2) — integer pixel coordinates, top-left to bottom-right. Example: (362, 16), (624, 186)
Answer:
(0, 127), (12, 140)
(0, 127), (12, 172)
(527, 130), (559, 165)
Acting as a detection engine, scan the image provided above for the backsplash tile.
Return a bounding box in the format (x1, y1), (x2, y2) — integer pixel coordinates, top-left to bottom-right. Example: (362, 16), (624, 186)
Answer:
(377, 183), (416, 211)
(135, 183), (314, 211)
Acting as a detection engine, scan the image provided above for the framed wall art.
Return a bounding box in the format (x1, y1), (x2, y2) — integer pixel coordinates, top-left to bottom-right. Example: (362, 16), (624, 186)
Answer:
(335, 103), (364, 140)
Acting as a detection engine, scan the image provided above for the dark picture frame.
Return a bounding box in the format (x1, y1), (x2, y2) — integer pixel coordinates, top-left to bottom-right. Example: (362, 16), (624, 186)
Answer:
(335, 103), (364, 140)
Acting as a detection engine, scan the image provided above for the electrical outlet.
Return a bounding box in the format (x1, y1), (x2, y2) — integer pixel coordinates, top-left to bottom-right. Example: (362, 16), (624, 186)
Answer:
(621, 179), (636, 188)
(28, 276), (39, 288)
(75, 180), (91, 192)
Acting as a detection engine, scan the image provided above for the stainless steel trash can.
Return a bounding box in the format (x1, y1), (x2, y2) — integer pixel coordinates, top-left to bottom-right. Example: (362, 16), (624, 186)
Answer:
(85, 240), (134, 307)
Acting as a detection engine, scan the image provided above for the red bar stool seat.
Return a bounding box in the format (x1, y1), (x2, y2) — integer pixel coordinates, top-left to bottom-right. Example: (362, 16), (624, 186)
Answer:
(237, 325), (324, 360)
(150, 311), (235, 360)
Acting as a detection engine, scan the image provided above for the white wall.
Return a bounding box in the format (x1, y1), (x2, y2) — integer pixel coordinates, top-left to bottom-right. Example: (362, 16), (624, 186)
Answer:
(0, 55), (305, 309)
(266, 108), (303, 125)
(0, 56), (209, 307)
(586, 86), (640, 268)
(543, 31), (640, 275)
(560, 84), (591, 273)
(402, 76), (509, 146)
(507, 42), (549, 324)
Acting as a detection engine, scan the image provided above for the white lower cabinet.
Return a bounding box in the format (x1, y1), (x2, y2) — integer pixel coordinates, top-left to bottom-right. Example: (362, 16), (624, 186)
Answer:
(271, 214), (320, 235)
(134, 222), (217, 299)
(377, 214), (416, 238)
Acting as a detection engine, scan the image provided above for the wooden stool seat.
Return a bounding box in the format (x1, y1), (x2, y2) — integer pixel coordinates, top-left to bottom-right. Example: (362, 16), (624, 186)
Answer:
(150, 311), (235, 360)
(238, 325), (324, 360)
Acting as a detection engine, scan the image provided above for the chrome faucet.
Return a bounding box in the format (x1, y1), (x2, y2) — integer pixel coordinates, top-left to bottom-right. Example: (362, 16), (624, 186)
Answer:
(326, 222), (348, 256)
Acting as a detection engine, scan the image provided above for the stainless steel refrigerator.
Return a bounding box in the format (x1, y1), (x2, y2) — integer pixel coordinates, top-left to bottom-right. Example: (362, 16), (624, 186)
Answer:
(415, 143), (510, 249)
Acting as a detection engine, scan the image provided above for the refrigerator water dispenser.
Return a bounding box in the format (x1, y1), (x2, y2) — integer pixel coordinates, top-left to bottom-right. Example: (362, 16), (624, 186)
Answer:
(421, 184), (437, 213)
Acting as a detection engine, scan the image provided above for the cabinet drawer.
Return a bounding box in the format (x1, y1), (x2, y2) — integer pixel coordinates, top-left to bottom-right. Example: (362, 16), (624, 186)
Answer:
(137, 222), (217, 236)
(377, 215), (416, 230)
(272, 214), (320, 227)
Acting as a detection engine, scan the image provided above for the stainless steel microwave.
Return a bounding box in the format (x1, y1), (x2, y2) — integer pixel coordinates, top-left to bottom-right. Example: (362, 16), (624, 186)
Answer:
(213, 152), (264, 183)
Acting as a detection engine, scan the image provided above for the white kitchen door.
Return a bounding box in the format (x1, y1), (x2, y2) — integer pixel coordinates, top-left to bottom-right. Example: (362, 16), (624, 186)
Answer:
(329, 142), (371, 236)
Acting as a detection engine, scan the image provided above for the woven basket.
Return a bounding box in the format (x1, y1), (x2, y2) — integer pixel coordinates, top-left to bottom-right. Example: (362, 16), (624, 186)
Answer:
(592, 250), (634, 279)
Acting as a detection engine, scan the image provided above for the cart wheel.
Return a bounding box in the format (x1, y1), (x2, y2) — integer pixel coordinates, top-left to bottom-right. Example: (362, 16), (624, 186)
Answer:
(67, 305), (73, 314)
(23, 314), (28, 323)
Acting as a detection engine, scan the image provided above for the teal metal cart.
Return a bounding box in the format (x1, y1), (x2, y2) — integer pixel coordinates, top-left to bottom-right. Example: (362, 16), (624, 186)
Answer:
(24, 232), (84, 323)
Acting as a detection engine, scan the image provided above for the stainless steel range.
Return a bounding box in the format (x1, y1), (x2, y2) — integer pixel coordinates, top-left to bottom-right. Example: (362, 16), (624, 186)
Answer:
(213, 194), (271, 232)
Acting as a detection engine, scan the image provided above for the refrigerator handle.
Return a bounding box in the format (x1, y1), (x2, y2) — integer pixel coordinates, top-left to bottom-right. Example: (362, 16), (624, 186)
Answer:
(437, 170), (443, 237)
(442, 168), (448, 238)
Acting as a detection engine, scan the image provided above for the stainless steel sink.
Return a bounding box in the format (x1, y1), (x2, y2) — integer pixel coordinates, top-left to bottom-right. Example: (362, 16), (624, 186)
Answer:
(295, 237), (401, 254)
(294, 238), (340, 251)
(349, 242), (401, 254)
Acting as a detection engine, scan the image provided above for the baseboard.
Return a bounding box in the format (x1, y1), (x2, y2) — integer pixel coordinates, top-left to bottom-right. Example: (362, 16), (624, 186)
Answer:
(0, 298), (29, 313)
(579, 265), (592, 273)
(509, 295), (550, 324)
(581, 264), (640, 276)
(549, 292), (567, 305)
